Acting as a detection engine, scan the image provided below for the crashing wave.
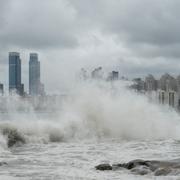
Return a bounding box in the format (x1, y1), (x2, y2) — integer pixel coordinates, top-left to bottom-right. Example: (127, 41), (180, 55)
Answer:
(0, 125), (26, 147)
(1, 81), (180, 147)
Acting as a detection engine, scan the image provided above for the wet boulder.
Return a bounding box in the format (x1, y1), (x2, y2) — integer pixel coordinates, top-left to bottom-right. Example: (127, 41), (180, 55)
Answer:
(131, 166), (151, 175)
(119, 159), (151, 170)
(95, 164), (112, 171)
(95, 159), (180, 176)
(154, 167), (172, 176)
(0, 162), (7, 166)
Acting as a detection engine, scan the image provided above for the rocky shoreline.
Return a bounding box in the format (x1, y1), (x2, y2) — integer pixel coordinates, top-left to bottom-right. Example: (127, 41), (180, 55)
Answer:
(95, 159), (180, 176)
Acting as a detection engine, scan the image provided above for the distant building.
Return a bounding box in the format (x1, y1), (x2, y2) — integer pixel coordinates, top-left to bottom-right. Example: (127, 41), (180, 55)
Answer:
(29, 53), (45, 96)
(107, 71), (119, 81)
(91, 67), (103, 79)
(128, 73), (180, 110)
(158, 89), (178, 107)
(176, 75), (180, 95)
(80, 68), (88, 80)
(158, 73), (177, 91)
(0, 83), (3, 95)
(112, 71), (119, 80)
(9, 52), (24, 95)
(145, 74), (157, 91)
(157, 74), (178, 108)
(131, 78), (145, 92)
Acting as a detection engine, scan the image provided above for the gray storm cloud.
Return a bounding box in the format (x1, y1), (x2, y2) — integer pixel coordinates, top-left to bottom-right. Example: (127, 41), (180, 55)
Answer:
(70, 0), (180, 57)
(0, 0), (78, 49)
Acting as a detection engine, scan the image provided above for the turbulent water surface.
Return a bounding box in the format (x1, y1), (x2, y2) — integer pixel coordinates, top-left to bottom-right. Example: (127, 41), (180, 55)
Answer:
(1, 81), (180, 179)
(1, 139), (180, 179)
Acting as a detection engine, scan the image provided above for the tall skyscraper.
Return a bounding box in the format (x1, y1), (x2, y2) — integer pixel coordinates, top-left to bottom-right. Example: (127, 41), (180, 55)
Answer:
(29, 53), (44, 96)
(0, 83), (3, 96)
(9, 52), (24, 95)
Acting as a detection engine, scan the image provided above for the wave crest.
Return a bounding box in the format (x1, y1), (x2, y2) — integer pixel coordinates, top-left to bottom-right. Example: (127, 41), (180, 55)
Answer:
(1, 81), (180, 147)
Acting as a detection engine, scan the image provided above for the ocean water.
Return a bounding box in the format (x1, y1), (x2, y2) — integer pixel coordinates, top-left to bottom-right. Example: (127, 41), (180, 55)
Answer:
(1, 139), (180, 180)
(1, 81), (180, 180)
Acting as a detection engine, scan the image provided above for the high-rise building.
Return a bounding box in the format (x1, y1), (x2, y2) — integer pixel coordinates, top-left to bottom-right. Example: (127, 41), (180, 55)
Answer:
(0, 83), (3, 95)
(29, 53), (44, 96)
(9, 52), (24, 95)
(107, 71), (119, 81)
(145, 74), (157, 91)
(91, 67), (103, 79)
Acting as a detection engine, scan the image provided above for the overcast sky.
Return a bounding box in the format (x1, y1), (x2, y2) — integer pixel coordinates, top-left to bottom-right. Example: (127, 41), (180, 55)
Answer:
(1, 0), (180, 93)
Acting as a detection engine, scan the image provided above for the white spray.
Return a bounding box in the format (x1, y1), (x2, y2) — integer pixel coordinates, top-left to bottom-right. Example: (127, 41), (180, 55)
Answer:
(0, 80), (180, 147)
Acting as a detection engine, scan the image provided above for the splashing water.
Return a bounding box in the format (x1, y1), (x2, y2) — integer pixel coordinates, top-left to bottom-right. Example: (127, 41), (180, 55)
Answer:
(0, 80), (180, 148)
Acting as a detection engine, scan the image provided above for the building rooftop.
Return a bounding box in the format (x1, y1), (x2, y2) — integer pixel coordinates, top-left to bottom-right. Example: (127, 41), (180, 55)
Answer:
(9, 52), (20, 56)
(30, 53), (38, 57)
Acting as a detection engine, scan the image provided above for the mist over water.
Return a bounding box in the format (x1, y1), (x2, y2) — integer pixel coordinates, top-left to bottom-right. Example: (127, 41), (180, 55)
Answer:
(1, 81), (180, 179)
(0, 80), (180, 149)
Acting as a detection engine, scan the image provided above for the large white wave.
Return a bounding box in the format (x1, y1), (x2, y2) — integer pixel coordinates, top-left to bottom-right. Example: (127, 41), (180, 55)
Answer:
(0, 80), (180, 148)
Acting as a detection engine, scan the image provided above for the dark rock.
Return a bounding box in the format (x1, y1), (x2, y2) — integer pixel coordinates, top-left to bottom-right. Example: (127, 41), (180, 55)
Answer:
(95, 164), (112, 171)
(131, 166), (151, 175)
(124, 159), (150, 169)
(95, 159), (180, 176)
(154, 167), (172, 176)
(111, 159), (153, 170)
(0, 162), (7, 166)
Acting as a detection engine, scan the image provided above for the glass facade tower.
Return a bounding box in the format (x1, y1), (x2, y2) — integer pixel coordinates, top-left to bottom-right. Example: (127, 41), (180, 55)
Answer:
(29, 53), (41, 95)
(9, 52), (24, 95)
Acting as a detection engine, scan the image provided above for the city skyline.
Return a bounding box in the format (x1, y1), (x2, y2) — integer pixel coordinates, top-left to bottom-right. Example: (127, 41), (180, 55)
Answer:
(1, 1), (180, 93)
